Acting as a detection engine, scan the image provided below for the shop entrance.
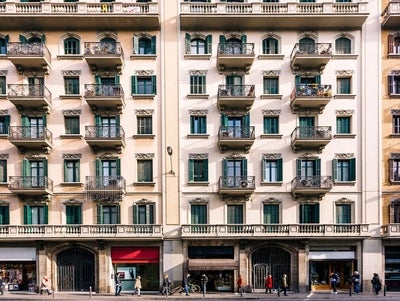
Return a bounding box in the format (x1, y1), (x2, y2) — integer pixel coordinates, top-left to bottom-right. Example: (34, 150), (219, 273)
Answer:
(57, 248), (95, 291)
(310, 260), (354, 291)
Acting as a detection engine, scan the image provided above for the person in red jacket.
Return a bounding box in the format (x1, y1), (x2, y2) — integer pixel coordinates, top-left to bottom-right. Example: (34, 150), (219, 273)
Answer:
(265, 273), (273, 293)
(237, 274), (244, 297)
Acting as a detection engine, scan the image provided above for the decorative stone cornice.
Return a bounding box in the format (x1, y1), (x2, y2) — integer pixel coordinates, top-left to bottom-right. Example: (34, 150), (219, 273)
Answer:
(62, 154), (82, 159)
(189, 153), (208, 159)
(135, 153), (154, 159)
(62, 110), (81, 116)
(263, 197), (281, 204)
(336, 197), (353, 204)
(189, 70), (208, 75)
(391, 109), (400, 115)
(335, 110), (354, 115)
(189, 109), (208, 115)
(135, 70), (154, 76)
(262, 153), (281, 159)
(0, 110), (8, 115)
(189, 197), (209, 203)
(391, 70), (400, 75)
(390, 153), (400, 159)
(262, 109), (281, 115)
(0, 154), (9, 160)
(97, 30), (118, 40)
(62, 70), (81, 76)
(335, 153), (354, 159)
(0, 70), (8, 76)
(135, 109), (154, 115)
(262, 70), (281, 76)
(336, 70), (354, 76)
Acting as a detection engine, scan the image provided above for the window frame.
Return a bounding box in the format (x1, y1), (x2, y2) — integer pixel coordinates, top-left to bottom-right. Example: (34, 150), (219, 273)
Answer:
(137, 115), (153, 135)
(262, 157), (282, 183)
(263, 203), (280, 224)
(64, 77), (80, 95)
(190, 75), (207, 94)
(64, 115), (80, 135)
(190, 115), (207, 135)
(336, 77), (351, 94)
(64, 159), (80, 183)
(333, 158), (356, 182)
(137, 159), (153, 182)
(133, 203), (155, 224)
(188, 157), (208, 182)
(131, 75), (157, 95)
(336, 116), (351, 134)
(64, 37), (80, 55)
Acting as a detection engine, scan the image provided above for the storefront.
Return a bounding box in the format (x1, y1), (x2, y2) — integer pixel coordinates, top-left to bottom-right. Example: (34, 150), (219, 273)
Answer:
(111, 246), (160, 291)
(0, 247), (37, 292)
(309, 251), (356, 291)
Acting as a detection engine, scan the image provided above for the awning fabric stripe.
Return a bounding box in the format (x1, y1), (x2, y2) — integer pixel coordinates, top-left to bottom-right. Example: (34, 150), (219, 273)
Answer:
(111, 247), (159, 263)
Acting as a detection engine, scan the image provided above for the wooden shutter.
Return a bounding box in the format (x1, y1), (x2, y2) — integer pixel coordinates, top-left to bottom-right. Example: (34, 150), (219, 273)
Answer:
(389, 34), (394, 54)
(277, 158), (283, 182)
(24, 205), (32, 224)
(188, 159), (194, 181)
(185, 33), (191, 54)
(151, 75), (157, 94)
(151, 36), (156, 54)
(332, 159), (338, 182)
(205, 35), (212, 54)
(133, 34), (139, 54)
(97, 204), (103, 224)
(349, 158), (356, 181)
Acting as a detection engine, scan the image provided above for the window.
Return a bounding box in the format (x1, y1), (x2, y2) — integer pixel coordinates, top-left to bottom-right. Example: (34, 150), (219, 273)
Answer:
(263, 116), (279, 134)
(64, 37), (80, 55)
(64, 159), (80, 183)
(66, 205), (82, 224)
(133, 203), (154, 224)
(64, 116), (80, 135)
(24, 205), (48, 225)
(0, 160), (6, 183)
(263, 77), (279, 94)
(336, 116), (351, 134)
(0, 76), (5, 94)
(389, 157), (400, 183)
(190, 115), (207, 134)
(191, 38), (206, 55)
(0, 37), (6, 55)
(389, 74), (400, 95)
(64, 77), (79, 94)
(227, 204), (243, 224)
(133, 35), (156, 55)
(131, 75), (157, 95)
(188, 156), (208, 182)
(262, 157), (282, 182)
(388, 35), (400, 54)
(336, 203), (351, 224)
(0, 206), (9, 225)
(97, 204), (120, 224)
(300, 203), (319, 224)
(393, 115), (400, 134)
(392, 202), (400, 223)
(190, 75), (206, 94)
(137, 116), (153, 135)
(185, 34), (212, 55)
(335, 37), (351, 54)
(263, 204), (279, 224)
(337, 77), (351, 94)
(333, 158), (356, 182)
(0, 115), (10, 135)
(262, 37), (279, 54)
(137, 160), (153, 182)
(191, 204), (207, 224)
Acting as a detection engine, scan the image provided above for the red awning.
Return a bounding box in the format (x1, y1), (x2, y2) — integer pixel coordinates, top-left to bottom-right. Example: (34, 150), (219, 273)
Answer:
(111, 247), (159, 263)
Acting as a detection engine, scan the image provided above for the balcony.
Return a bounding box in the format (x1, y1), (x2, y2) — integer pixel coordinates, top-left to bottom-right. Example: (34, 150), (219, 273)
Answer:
(7, 42), (51, 74)
(291, 126), (332, 153)
(218, 126), (255, 153)
(217, 43), (255, 73)
(180, 2), (368, 30)
(83, 42), (124, 72)
(84, 84), (125, 112)
(0, 2), (159, 30)
(8, 176), (53, 198)
(217, 84), (255, 112)
(85, 126), (126, 154)
(382, 1), (400, 29)
(290, 84), (332, 113)
(181, 224), (369, 239)
(85, 176), (126, 202)
(8, 126), (53, 154)
(7, 84), (52, 113)
(0, 224), (163, 241)
(291, 176), (333, 199)
(290, 43), (332, 73)
(218, 176), (255, 201)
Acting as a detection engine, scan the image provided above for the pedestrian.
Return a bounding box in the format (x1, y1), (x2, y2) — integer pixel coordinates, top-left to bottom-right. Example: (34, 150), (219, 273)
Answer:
(371, 273), (382, 295)
(0, 276), (5, 295)
(237, 274), (244, 297)
(265, 273), (273, 293)
(330, 272), (339, 294)
(115, 272), (122, 296)
(200, 274), (208, 297)
(134, 276), (142, 296)
(161, 274), (171, 297)
(278, 274), (288, 297)
(40, 276), (52, 295)
(351, 271), (361, 294)
(182, 273), (190, 296)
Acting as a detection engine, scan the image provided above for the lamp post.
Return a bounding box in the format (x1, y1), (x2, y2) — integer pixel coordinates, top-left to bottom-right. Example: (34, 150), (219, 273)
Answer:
(167, 146), (174, 175)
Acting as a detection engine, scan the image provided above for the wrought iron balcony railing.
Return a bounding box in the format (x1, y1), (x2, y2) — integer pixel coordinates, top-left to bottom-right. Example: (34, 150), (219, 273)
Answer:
(85, 126), (125, 140)
(84, 84), (124, 97)
(85, 176), (126, 191)
(84, 42), (123, 56)
(7, 42), (51, 57)
(218, 42), (254, 56)
(290, 84), (332, 99)
(290, 42), (332, 59)
(218, 84), (255, 97)
(8, 84), (52, 100)
(291, 176), (333, 190)
(219, 126), (255, 140)
(219, 176), (255, 190)
(8, 176), (53, 191)
(8, 126), (53, 142)
(291, 126), (332, 140)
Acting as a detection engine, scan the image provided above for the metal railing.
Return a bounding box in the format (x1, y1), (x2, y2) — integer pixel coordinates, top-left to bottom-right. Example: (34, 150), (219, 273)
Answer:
(219, 176), (255, 190)
(84, 42), (123, 56)
(291, 175), (333, 190)
(291, 126), (332, 140)
(218, 42), (254, 56)
(85, 176), (126, 191)
(290, 42), (332, 59)
(8, 126), (53, 142)
(290, 84), (332, 100)
(218, 85), (255, 97)
(84, 84), (124, 97)
(7, 84), (52, 102)
(8, 176), (53, 191)
(85, 126), (125, 140)
(219, 126), (255, 140)
(7, 42), (51, 58)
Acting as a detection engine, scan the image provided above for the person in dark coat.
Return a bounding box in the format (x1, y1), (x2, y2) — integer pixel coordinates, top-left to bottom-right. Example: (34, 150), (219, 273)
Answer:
(278, 274), (288, 297)
(371, 273), (382, 295)
(351, 271), (361, 294)
(330, 272), (339, 294)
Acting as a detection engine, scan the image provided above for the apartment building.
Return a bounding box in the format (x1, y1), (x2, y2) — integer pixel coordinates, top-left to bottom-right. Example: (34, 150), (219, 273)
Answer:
(381, 0), (400, 292)
(0, 0), (383, 295)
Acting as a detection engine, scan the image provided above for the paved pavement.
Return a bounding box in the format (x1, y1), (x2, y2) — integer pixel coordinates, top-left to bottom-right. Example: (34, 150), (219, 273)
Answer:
(1, 290), (400, 300)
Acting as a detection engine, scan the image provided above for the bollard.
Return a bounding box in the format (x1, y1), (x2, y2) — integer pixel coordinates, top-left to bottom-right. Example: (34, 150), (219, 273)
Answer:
(349, 287), (352, 296)
(384, 284), (386, 297)
(89, 286), (92, 299)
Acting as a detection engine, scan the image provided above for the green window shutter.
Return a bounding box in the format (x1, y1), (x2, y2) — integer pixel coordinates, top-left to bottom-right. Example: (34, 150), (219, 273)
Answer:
(151, 36), (156, 54)
(188, 159), (194, 181)
(4, 115), (9, 134)
(95, 114), (101, 126)
(43, 205), (48, 224)
(151, 75), (157, 94)
(349, 158), (356, 181)
(24, 205), (32, 224)
(22, 159), (31, 177)
(76, 160), (80, 182)
(149, 204), (154, 224)
(64, 160), (68, 182)
(95, 159), (102, 176)
(76, 206), (82, 224)
(116, 158), (121, 176)
(241, 35), (247, 43)
(315, 75), (321, 84)
(389, 34), (394, 53)
(185, 33), (191, 54)
(0, 206), (9, 225)
(296, 159), (302, 177)
(220, 114), (228, 126)
(205, 35), (212, 54)
(133, 34), (139, 54)
(115, 114), (120, 126)
(43, 159), (48, 177)
(131, 76), (137, 94)
(97, 204), (103, 224)
(114, 75), (120, 84)
(295, 75), (301, 86)
(19, 35), (28, 42)
(95, 75), (101, 84)
(21, 115), (29, 127)
(42, 115), (47, 127)
(242, 158), (247, 177)
(242, 114), (250, 126)
(116, 205), (121, 224)
(332, 159), (338, 182)
(315, 204), (320, 223)
(204, 159), (209, 182)
(222, 159), (228, 177)
(219, 35), (226, 43)
(132, 205), (138, 224)
(389, 75), (393, 94)
(277, 158), (283, 182)
(66, 206), (74, 224)
(261, 159), (266, 181)
(315, 159), (321, 176)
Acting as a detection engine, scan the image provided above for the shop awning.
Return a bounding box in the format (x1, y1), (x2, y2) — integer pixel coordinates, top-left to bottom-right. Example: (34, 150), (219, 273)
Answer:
(188, 259), (238, 271)
(111, 247), (159, 263)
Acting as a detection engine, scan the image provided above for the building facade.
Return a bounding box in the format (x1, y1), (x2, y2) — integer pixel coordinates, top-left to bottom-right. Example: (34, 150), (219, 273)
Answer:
(0, 0), (386, 295)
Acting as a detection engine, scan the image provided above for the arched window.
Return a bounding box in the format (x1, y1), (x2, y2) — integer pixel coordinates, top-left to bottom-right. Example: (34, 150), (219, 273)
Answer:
(28, 37), (42, 44)
(191, 38), (206, 55)
(299, 37), (315, 54)
(335, 37), (351, 54)
(0, 38), (6, 55)
(262, 37), (278, 54)
(64, 37), (80, 55)
(138, 37), (152, 54)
